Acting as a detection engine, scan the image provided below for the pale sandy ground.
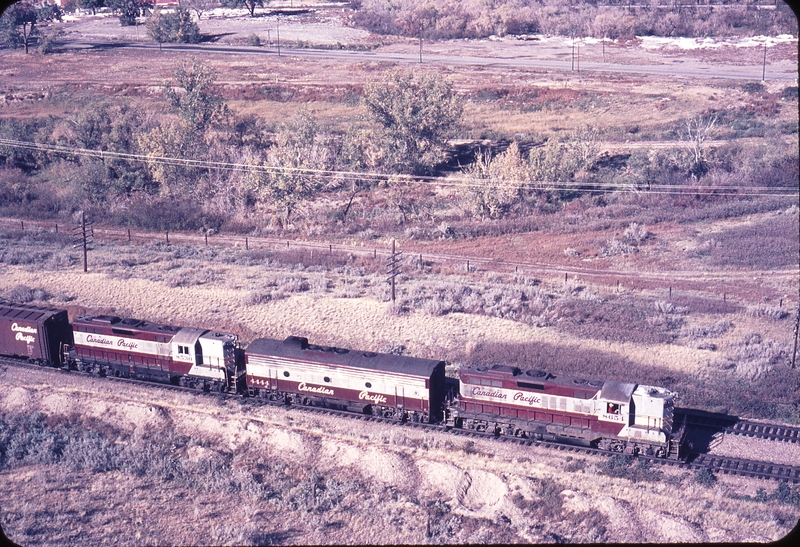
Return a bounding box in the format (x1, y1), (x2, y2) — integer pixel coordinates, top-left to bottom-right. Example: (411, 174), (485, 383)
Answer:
(0, 264), (716, 374)
(1, 365), (798, 544)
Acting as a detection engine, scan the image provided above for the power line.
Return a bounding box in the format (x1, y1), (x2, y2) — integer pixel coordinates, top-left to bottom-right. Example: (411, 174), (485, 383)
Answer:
(0, 137), (796, 198)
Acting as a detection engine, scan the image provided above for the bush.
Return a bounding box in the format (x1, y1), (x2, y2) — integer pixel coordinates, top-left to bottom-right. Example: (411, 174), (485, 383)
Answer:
(248, 33), (261, 46)
(693, 466), (717, 486)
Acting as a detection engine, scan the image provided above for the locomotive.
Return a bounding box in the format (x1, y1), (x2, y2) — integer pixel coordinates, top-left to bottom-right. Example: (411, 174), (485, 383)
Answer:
(0, 301), (684, 459)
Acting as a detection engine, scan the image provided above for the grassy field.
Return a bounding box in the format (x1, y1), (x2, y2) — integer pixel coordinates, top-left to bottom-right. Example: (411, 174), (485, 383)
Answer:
(1, 4), (798, 545)
(1, 364), (799, 545)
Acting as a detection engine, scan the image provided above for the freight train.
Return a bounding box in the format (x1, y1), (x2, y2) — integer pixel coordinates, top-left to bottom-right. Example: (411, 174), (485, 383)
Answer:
(0, 301), (685, 459)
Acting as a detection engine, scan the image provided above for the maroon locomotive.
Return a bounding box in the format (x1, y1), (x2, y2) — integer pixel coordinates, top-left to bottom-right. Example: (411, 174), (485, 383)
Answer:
(69, 314), (243, 392)
(451, 364), (681, 458)
(0, 301), (681, 458)
(245, 336), (447, 423)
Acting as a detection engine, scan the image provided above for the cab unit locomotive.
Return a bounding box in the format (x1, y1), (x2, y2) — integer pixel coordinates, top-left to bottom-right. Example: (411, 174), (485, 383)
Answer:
(245, 335), (446, 423)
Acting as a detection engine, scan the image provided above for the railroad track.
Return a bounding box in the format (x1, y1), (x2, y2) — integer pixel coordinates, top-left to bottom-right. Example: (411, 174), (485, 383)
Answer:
(677, 408), (800, 444)
(689, 454), (800, 483)
(4, 356), (800, 484)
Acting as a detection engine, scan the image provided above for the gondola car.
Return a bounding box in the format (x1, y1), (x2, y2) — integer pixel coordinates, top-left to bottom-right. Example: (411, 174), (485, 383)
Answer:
(245, 335), (447, 423)
(0, 302), (72, 366)
(450, 364), (680, 459)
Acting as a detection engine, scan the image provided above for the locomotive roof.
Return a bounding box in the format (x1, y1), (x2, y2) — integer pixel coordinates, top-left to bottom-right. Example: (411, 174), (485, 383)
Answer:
(0, 302), (67, 323)
(246, 336), (444, 378)
(74, 314), (182, 335)
(460, 364), (605, 389)
(600, 381), (637, 403)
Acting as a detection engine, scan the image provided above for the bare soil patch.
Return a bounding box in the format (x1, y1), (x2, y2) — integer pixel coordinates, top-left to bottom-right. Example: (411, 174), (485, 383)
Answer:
(1, 364), (798, 545)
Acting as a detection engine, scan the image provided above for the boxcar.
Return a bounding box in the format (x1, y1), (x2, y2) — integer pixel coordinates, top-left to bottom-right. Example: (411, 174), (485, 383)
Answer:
(245, 336), (446, 423)
(0, 302), (72, 366)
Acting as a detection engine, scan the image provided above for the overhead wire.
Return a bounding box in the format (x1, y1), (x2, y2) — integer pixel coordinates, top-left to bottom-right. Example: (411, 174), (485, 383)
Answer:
(0, 137), (796, 198)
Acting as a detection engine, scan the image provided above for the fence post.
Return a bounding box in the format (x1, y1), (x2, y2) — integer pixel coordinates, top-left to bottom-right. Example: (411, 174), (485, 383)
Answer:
(55, 223), (58, 234)
(245, 237), (248, 250)
(330, 244), (332, 254)
(21, 220), (24, 230)
(287, 241), (290, 248)
(205, 232), (208, 246)
(166, 231), (169, 244)
(128, 228), (131, 242)
(669, 286), (672, 299)
(467, 260), (470, 272)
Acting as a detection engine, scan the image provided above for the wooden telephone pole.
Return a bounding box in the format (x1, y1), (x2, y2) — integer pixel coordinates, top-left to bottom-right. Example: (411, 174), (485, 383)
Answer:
(386, 240), (402, 303)
(72, 211), (93, 273)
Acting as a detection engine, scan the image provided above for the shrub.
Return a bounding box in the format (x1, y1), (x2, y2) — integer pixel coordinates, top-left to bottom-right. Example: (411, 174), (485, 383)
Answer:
(693, 467), (717, 486)
(248, 33), (261, 46)
(3, 285), (50, 303)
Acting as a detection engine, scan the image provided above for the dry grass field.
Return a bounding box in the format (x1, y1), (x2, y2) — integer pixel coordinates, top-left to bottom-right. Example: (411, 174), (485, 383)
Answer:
(1, 363), (799, 546)
(1, 3), (799, 546)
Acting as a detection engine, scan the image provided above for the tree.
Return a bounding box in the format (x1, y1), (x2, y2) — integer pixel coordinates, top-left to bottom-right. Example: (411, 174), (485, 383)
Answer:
(462, 142), (527, 219)
(248, 111), (331, 225)
(362, 69), (462, 175)
(77, 0), (106, 16)
(220, 0), (266, 18)
(107, 0), (153, 27)
(185, 0), (213, 21)
(162, 58), (227, 132)
(0, 1), (61, 54)
(681, 114), (717, 178)
(146, 5), (200, 47)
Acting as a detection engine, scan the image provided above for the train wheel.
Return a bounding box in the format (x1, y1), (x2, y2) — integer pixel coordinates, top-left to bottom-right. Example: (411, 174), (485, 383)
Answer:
(476, 424), (487, 433)
(514, 429), (526, 438)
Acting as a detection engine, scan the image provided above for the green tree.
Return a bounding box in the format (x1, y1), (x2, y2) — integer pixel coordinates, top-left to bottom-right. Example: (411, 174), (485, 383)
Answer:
(77, 0), (105, 16)
(248, 111), (331, 225)
(220, 0), (267, 18)
(146, 5), (200, 47)
(0, 1), (61, 54)
(362, 69), (462, 175)
(162, 58), (227, 132)
(107, 0), (152, 27)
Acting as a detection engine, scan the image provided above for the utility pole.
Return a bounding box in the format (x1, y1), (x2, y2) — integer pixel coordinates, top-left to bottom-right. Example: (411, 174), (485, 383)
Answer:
(386, 240), (402, 304)
(571, 32), (575, 71)
(419, 24), (423, 63)
(762, 41), (767, 82)
(72, 211), (93, 273)
(277, 14), (281, 56)
(791, 305), (799, 369)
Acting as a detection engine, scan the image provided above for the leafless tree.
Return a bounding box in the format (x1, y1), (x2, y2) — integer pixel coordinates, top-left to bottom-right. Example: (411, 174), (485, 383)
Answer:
(681, 114), (717, 166)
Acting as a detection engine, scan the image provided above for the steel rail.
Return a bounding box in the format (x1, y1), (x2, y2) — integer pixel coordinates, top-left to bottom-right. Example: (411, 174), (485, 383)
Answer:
(3, 355), (799, 483)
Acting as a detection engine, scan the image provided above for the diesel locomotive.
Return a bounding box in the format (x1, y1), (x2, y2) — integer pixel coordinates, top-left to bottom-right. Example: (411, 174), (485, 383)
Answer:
(0, 301), (684, 459)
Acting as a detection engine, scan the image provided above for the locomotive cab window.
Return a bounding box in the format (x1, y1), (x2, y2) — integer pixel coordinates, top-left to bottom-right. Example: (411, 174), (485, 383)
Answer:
(606, 403), (620, 415)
